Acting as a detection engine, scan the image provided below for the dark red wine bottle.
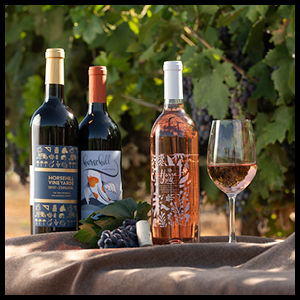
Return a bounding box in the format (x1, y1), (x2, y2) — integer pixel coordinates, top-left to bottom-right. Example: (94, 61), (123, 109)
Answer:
(30, 48), (79, 234)
(79, 66), (122, 220)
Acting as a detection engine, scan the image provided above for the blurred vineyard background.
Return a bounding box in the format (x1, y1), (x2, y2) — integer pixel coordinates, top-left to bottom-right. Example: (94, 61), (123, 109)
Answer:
(5, 5), (294, 238)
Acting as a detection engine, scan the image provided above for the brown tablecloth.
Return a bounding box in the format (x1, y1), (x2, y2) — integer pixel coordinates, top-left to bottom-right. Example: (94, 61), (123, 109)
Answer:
(5, 232), (295, 295)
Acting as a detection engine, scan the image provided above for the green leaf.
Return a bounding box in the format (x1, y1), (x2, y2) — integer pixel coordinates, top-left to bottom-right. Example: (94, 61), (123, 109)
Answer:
(218, 62), (237, 88)
(217, 7), (247, 27)
(105, 23), (136, 56)
(139, 11), (161, 42)
(128, 19), (139, 35)
(288, 64), (295, 94)
(264, 46), (295, 101)
(139, 43), (155, 61)
(202, 48), (224, 67)
(126, 42), (144, 52)
(242, 5), (269, 23)
(204, 26), (219, 48)
(252, 74), (277, 101)
(200, 166), (220, 200)
(97, 197), (137, 219)
(197, 5), (219, 15)
(193, 65), (230, 119)
(248, 62), (277, 100)
(249, 175), (269, 200)
(135, 201), (151, 221)
(73, 222), (101, 247)
(258, 144), (288, 190)
(185, 52), (211, 78)
(243, 19), (265, 60)
(94, 216), (122, 233)
(193, 74), (212, 106)
(263, 106), (295, 145)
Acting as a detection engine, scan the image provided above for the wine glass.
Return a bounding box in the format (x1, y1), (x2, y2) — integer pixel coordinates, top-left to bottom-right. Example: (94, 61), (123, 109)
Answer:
(207, 120), (257, 243)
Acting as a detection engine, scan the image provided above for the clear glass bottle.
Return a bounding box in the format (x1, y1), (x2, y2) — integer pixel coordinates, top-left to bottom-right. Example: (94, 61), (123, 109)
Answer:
(150, 61), (200, 244)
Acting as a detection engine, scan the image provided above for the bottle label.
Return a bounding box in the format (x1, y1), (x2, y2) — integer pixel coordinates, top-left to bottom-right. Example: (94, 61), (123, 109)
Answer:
(151, 153), (197, 228)
(32, 145), (78, 228)
(81, 150), (122, 219)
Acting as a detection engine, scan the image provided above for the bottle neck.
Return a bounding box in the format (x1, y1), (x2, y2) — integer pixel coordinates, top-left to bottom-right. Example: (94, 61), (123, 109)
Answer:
(88, 102), (108, 114)
(45, 84), (64, 104)
(164, 99), (184, 110)
(45, 51), (64, 104)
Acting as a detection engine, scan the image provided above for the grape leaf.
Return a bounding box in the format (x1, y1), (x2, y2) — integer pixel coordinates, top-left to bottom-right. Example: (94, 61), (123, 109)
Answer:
(82, 15), (103, 44)
(94, 216), (123, 237)
(216, 6), (247, 27)
(243, 19), (265, 60)
(139, 11), (161, 42)
(185, 52), (211, 78)
(245, 5), (268, 22)
(135, 201), (151, 221)
(264, 46), (295, 101)
(258, 144), (288, 190)
(188, 50), (232, 119)
(218, 61), (237, 88)
(193, 65), (230, 119)
(73, 223), (101, 247)
(95, 197), (137, 220)
(263, 105), (295, 145)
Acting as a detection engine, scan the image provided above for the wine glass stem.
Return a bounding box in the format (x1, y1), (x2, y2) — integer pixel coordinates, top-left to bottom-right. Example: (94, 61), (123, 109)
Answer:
(228, 195), (237, 243)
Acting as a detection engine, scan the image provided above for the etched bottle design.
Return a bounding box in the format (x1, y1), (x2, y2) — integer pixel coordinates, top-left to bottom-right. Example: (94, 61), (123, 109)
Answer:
(150, 61), (200, 244)
(152, 153), (194, 227)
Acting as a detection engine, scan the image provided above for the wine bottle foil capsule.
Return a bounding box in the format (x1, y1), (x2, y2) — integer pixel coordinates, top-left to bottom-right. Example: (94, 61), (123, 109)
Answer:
(45, 48), (64, 85)
(88, 66), (107, 103)
(163, 61), (183, 101)
(45, 48), (65, 58)
(136, 220), (153, 247)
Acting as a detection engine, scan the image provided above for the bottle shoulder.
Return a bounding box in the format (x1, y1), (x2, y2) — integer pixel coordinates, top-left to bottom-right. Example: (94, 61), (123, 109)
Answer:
(79, 111), (121, 140)
(151, 108), (197, 139)
(79, 110), (119, 130)
(30, 98), (78, 127)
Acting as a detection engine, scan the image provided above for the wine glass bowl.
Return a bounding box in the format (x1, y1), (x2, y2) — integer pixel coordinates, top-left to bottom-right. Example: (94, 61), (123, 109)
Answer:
(207, 120), (257, 243)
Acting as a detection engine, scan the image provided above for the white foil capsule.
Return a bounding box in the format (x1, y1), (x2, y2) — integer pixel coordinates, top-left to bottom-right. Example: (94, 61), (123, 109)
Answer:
(136, 220), (153, 247)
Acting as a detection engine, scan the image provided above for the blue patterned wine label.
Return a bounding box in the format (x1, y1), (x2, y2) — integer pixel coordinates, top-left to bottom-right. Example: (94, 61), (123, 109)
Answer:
(33, 145), (78, 228)
(80, 150), (122, 219)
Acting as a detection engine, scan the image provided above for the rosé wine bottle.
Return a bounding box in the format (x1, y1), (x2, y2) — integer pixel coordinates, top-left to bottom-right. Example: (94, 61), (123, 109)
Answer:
(150, 61), (200, 244)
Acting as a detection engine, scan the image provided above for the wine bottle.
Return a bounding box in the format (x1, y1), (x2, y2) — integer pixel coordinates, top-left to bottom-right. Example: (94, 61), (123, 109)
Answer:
(30, 48), (79, 234)
(79, 66), (122, 220)
(150, 61), (200, 244)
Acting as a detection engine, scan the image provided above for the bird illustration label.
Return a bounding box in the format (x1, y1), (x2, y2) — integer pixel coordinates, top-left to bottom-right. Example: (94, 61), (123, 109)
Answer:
(80, 150), (122, 219)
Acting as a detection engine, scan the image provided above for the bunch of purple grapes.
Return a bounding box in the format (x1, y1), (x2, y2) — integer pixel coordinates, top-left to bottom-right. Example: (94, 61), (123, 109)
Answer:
(97, 219), (139, 249)
(229, 79), (256, 119)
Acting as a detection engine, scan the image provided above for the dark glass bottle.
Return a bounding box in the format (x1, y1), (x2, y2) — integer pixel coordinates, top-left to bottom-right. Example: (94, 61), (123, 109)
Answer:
(79, 66), (122, 220)
(30, 48), (79, 234)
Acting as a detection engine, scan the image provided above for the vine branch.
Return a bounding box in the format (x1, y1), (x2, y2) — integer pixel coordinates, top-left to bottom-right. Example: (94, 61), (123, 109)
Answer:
(121, 93), (162, 112)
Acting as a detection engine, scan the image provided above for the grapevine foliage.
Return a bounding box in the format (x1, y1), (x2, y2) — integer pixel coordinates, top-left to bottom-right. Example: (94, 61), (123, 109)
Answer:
(5, 5), (295, 237)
